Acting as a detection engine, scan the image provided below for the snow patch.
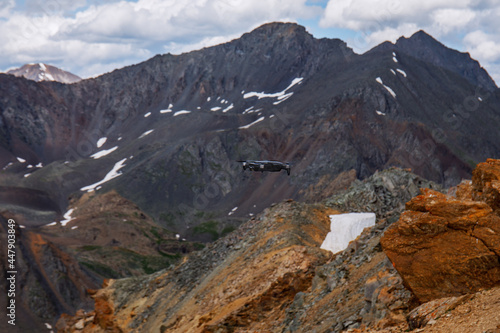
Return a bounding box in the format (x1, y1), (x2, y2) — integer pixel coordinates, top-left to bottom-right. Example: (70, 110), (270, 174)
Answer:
(160, 104), (173, 113)
(139, 129), (154, 138)
(80, 158), (127, 192)
(222, 103), (234, 113)
(207, 97), (211, 102)
(17, 157), (26, 163)
(390, 69), (396, 75)
(97, 137), (107, 148)
(144, 112), (151, 117)
(375, 77), (396, 98)
(46, 222), (57, 226)
(39, 63), (47, 71)
(36, 162), (43, 168)
(243, 77), (303, 103)
(478, 96), (483, 101)
(90, 146), (118, 159)
(393, 56), (398, 63)
(27, 164), (33, 168)
(174, 110), (191, 116)
(396, 69), (407, 77)
(228, 206), (238, 216)
(24, 173), (31, 178)
(321, 213), (376, 254)
(376, 110), (386, 116)
(60, 208), (75, 227)
(3, 162), (13, 170)
(238, 116), (265, 129)
(211, 106), (222, 111)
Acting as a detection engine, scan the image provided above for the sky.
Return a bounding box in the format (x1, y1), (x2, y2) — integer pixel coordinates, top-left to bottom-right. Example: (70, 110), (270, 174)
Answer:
(1, 0), (499, 84)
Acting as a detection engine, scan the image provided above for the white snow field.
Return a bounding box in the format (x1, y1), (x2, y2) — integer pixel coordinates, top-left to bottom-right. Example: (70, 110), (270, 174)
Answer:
(238, 116), (265, 129)
(243, 77), (303, 103)
(96, 137), (107, 148)
(173, 110), (191, 116)
(320, 213), (376, 254)
(375, 77), (396, 98)
(60, 208), (75, 227)
(90, 146), (118, 159)
(80, 158), (127, 192)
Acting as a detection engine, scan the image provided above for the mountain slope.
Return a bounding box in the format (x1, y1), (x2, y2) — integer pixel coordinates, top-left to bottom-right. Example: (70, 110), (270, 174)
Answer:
(6, 63), (81, 84)
(1, 23), (500, 237)
(2, 23), (500, 329)
(54, 167), (438, 332)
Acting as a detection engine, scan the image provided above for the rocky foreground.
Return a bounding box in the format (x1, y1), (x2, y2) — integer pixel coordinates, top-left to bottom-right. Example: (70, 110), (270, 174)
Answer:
(56, 160), (500, 332)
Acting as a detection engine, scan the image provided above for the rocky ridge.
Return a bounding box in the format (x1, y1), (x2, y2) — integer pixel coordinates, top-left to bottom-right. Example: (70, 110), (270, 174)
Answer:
(56, 167), (440, 332)
(57, 160), (500, 333)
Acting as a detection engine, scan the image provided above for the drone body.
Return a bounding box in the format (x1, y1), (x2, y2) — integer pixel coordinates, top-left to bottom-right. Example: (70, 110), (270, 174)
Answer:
(237, 160), (291, 175)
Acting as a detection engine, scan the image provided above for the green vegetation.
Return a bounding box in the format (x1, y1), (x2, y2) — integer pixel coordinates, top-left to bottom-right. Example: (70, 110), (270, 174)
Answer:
(80, 261), (120, 279)
(78, 245), (102, 251)
(221, 226), (236, 237)
(193, 220), (219, 241)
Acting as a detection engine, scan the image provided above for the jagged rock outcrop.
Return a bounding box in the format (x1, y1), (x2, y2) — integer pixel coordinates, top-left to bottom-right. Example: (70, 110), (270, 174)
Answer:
(381, 159), (500, 304)
(56, 167), (437, 333)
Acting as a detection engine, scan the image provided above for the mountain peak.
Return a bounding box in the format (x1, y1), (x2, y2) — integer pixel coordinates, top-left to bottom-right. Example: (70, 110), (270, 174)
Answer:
(241, 21), (312, 42)
(396, 29), (446, 50)
(394, 30), (497, 91)
(6, 63), (81, 84)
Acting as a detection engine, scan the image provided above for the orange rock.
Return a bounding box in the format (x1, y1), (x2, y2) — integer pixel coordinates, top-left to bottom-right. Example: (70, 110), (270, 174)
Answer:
(381, 159), (500, 304)
(472, 158), (500, 214)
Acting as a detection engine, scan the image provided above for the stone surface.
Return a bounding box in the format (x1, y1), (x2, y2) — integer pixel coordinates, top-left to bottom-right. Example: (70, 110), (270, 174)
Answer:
(407, 295), (467, 329)
(57, 167), (432, 333)
(472, 158), (500, 215)
(381, 159), (500, 304)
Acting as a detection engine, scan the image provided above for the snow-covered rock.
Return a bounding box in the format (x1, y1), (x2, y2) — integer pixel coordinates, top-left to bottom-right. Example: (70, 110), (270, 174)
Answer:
(320, 213), (376, 254)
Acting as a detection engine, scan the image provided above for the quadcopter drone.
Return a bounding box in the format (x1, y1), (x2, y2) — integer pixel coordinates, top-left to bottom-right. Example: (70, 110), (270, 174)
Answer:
(237, 160), (291, 175)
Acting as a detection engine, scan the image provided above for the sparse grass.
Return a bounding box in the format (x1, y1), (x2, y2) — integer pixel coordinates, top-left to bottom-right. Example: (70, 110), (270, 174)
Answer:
(78, 245), (102, 251)
(221, 226), (236, 237)
(80, 261), (120, 279)
(193, 220), (219, 241)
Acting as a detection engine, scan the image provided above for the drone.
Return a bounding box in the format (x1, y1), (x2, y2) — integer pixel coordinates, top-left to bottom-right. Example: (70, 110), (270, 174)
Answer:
(237, 160), (291, 175)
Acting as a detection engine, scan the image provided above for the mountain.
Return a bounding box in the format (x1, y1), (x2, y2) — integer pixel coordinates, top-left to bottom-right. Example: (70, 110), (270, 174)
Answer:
(6, 63), (81, 84)
(1, 22), (500, 330)
(56, 160), (500, 332)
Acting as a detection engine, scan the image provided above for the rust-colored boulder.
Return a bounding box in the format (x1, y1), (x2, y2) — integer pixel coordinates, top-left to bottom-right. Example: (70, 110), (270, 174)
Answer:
(473, 158), (500, 214)
(381, 159), (500, 304)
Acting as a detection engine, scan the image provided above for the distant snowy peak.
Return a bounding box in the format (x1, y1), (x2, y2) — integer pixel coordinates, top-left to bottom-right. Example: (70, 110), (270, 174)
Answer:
(6, 63), (81, 84)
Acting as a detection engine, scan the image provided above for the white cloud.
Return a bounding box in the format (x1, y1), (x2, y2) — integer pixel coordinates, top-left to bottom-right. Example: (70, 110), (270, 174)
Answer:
(320, 0), (500, 84)
(0, 0), (320, 78)
(1, 0), (499, 85)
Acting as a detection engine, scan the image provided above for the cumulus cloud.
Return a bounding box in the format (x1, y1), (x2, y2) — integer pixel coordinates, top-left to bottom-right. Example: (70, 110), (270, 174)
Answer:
(1, 0), (499, 84)
(319, 0), (500, 84)
(0, 0), (319, 78)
